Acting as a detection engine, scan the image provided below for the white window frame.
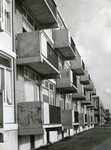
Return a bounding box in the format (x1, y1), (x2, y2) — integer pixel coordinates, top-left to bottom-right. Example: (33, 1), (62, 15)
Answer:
(24, 67), (40, 102)
(0, 54), (13, 105)
(42, 80), (55, 105)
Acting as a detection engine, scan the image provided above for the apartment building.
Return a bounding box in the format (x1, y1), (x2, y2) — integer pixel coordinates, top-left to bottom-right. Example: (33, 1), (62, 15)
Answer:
(0, 0), (106, 150)
(105, 109), (111, 123)
(93, 96), (106, 126)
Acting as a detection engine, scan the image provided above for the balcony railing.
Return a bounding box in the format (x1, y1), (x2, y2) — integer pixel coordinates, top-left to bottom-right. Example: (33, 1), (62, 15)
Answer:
(22, 0), (58, 29)
(54, 29), (76, 60)
(46, 0), (57, 17)
(16, 31), (60, 79)
(56, 69), (78, 93)
(70, 56), (85, 76)
(43, 102), (61, 125)
(47, 43), (58, 70)
(49, 105), (61, 124)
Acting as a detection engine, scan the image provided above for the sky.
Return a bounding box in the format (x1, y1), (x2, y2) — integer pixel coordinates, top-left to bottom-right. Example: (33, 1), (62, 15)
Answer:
(55, 0), (111, 110)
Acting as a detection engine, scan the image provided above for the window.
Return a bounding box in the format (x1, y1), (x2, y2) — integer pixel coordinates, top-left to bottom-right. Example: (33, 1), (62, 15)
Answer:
(5, 0), (12, 33)
(24, 68), (40, 102)
(22, 6), (38, 32)
(0, 54), (13, 105)
(24, 79), (39, 102)
(42, 80), (55, 105)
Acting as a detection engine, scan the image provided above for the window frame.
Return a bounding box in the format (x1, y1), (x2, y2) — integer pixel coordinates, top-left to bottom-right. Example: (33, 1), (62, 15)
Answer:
(0, 53), (13, 105)
(42, 80), (55, 105)
(24, 67), (40, 102)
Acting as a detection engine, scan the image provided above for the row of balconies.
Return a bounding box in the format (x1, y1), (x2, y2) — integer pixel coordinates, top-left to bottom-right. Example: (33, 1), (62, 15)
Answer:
(15, 29), (98, 113)
(17, 101), (94, 135)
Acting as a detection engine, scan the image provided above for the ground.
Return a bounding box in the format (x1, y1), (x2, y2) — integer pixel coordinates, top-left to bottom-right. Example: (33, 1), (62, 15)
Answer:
(37, 123), (111, 150)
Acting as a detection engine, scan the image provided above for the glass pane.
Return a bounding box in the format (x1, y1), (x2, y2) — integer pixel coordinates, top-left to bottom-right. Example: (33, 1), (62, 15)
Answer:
(24, 68), (28, 76)
(50, 84), (53, 90)
(29, 71), (35, 80)
(0, 56), (11, 68)
(36, 85), (39, 101)
(6, 69), (12, 104)
(45, 80), (48, 88)
(24, 79), (35, 102)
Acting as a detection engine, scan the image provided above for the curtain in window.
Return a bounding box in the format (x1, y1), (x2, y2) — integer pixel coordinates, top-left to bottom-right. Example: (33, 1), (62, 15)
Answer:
(6, 69), (12, 104)
(24, 79), (39, 102)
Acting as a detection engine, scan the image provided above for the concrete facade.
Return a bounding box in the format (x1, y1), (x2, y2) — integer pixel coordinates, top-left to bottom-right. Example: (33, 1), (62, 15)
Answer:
(0, 0), (107, 150)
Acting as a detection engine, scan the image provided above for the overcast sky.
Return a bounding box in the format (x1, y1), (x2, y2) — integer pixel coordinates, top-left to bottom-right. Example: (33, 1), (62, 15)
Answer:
(55, 0), (111, 110)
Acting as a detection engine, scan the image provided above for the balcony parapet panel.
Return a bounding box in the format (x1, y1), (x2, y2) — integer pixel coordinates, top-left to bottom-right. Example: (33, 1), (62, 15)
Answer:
(90, 86), (96, 95)
(80, 70), (90, 85)
(72, 84), (86, 101)
(81, 99), (91, 105)
(53, 29), (76, 60)
(56, 69), (78, 93)
(84, 80), (94, 91)
(16, 31), (60, 79)
(61, 109), (79, 129)
(17, 101), (44, 135)
(70, 56), (85, 76)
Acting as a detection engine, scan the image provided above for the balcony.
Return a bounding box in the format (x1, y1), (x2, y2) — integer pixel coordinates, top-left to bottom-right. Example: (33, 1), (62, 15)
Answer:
(21, 0), (58, 29)
(84, 80), (94, 91)
(61, 110), (79, 129)
(90, 86), (96, 95)
(43, 102), (61, 128)
(80, 70), (90, 85)
(56, 69), (78, 93)
(17, 101), (44, 135)
(54, 29), (76, 60)
(16, 31), (60, 79)
(87, 102), (95, 109)
(94, 111), (99, 115)
(81, 99), (91, 105)
(18, 101), (61, 135)
(70, 56), (85, 75)
(72, 84), (86, 101)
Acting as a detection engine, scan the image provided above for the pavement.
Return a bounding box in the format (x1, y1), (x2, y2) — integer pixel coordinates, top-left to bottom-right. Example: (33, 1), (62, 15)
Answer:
(92, 137), (111, 150)
(37, 123), (111, 150)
